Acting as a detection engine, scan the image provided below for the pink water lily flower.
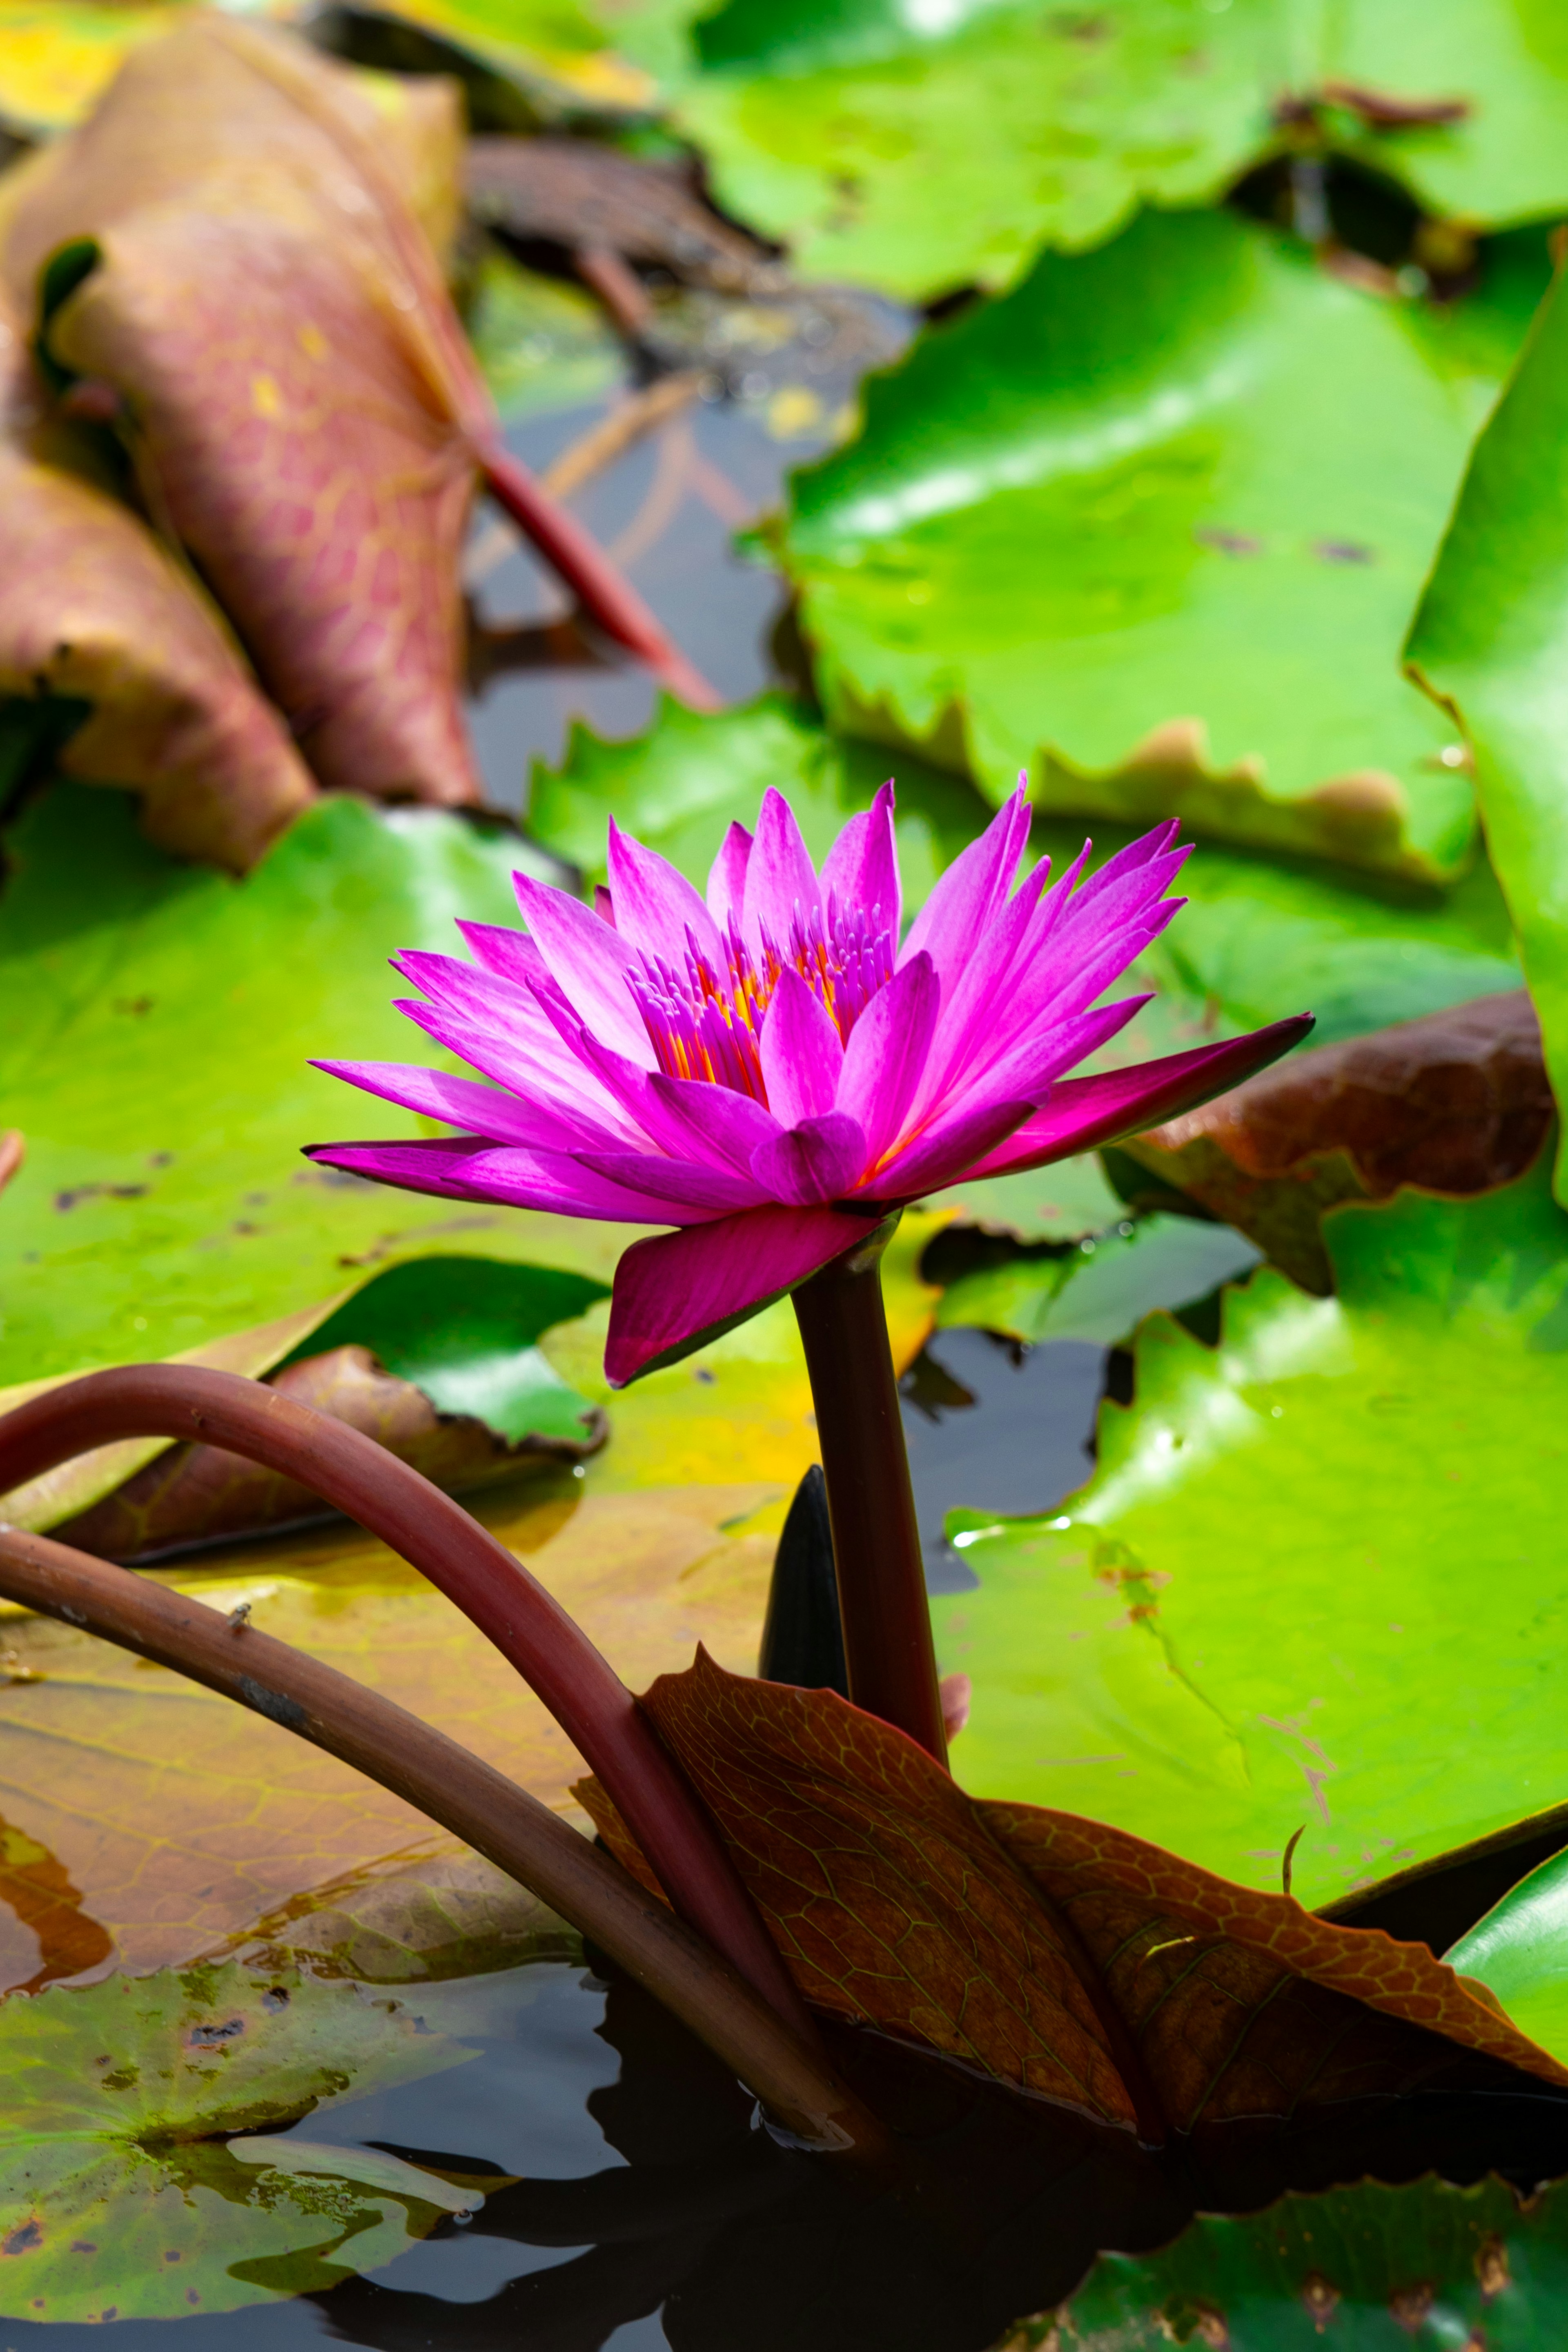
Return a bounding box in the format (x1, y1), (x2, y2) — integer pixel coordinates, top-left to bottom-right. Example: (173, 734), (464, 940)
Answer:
(307, 786), (1310, 1383)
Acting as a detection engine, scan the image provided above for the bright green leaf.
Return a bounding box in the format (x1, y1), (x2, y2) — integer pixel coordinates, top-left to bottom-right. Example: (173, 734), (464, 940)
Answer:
(782, 209), (1552, 877)
(1447, 1846), (1568, 2064)
(935, 1213), (1261, 1344)
(936, 1151), (1568, 1911)
(922, 1154), (1126, 1243)
(466, 245), (626, 424)
(0, 785), (651, 1389)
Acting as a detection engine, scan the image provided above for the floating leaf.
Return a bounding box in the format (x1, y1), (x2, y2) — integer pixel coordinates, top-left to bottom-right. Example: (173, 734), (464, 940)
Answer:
(579, 1653), (1566, 2132)
(934, 1152), (1568, 1911)
(356, 0), (658, 117)
(0, 784), (648, 1388)
(923, 1155), (1126, 1245)
(220, 1846), (581, 1984)
(1447, 1846), (1568, 2065)
(1406, 246), (1568, 1207)
(1120, 990), (1551, 1292)
(0, 1958), (474, 2323)
(780, 209), (1551, 878)
(0, 16), (484, 812)
(935, 1214), (1261, 1346)
(1054, 2172), (1568, 2350)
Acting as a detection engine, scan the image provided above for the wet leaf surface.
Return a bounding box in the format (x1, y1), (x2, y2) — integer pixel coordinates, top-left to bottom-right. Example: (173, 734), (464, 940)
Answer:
(780, 209), (1550, 876)
(0, 1958), (476, 2323)
(1121, 990), (1552, 1292)
(0, 17), (484, 812)
(0, 783), (647, 1387)
(935, 1214), (1261, 1347)
(934, 1152), (1568, 1912)
(580, 1652), (1568, 2133)
(1448, 1846), (1568, 2065)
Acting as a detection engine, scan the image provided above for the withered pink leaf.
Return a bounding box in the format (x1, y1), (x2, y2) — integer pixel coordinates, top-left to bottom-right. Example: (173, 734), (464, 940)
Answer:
(1120, 991), (1551, 1292)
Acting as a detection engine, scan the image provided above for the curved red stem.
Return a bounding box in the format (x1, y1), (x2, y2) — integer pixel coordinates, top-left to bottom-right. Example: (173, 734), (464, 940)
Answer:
(0, 1364), (811, 2041)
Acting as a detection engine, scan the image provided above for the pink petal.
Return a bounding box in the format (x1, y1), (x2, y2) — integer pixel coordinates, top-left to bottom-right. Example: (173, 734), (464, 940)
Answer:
(760, 967), (844, 1124)
(862, 1092), (1036, 1202)
(606, 1203), (877, 1383)
(957, 1015), (1316, 1180)
(594, 884), (616, 927)
(392, 995), (640, 1136)
(906, 855), (1054, 1121)
(707, 821), (753, 930)
(898, 787), (1029, 995)
(821, 780), (900, 939)
(742, 787), (821, 959)
(303, 1138), (702, 1223)
(511, 871), (650, 1064)
(837, 949), (938, 1168)
(573, 1148), (768, 1212)
(608, 817), (724, 965)
(310, 1059), (629, 1153)
(968, 994), (1152, 1109)
(648, 1073), (785, 1173)
(456, 920), (554, 991)
(751, 1110), (867, 1205)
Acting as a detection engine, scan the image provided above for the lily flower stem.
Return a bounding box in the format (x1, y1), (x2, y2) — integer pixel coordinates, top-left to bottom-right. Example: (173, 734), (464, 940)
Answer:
(0, 1522), (885, 2160)
(0, 1364), (811, 2043)
(792, 1227), (949, 1766)
(477, 440), (722, 713)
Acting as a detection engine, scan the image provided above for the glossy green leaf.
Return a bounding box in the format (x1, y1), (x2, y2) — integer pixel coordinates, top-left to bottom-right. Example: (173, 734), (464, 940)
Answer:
(935, 1152), (1568, 1911)
(665, 0), (1293, 300)
(0, 1958), (474, 2322)
(1055, 2172), (1568, 2349)
(1447, 1846), (1568, 2064)
(1405, 253), (1568, 1206)
(923, 1154), (1126, 1243)
(526, 689), (998, 913)
(781, 209), (1552, 878)
(935, 1213), (1261, 1344)
(466, 245), (625, 424)
(0, 784), (649, 1389)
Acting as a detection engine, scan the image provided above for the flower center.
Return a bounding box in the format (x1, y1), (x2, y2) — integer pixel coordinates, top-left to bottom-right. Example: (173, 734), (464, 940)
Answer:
(630, 900), (894, 1103)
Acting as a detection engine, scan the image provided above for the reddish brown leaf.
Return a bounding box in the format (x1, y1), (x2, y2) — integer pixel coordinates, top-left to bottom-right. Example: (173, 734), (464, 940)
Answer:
(0, 295), (314, 867)
(0, 1810), (114, 1995)
(578, 1655), (1568, 2138)
(0, 18), (483, 809)
(53, 1342), (606, 1562)
(1120, 992), (1551, 1291)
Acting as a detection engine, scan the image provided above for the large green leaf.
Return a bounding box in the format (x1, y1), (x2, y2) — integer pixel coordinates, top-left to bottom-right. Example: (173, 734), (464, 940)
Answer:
(1054, 2172), (1568, 2349)
(781, 209), (1552, 878)
(935, 1213), (1261, 1345)
(935, 1152), (1568, 1911)
(1447, 1846), (1568, 2064)
(665, 0), (1293, 301)
(0, 784), (650, 1389)
(0, 1958), (474, 2321)
(1405, 253), (1568, 1204)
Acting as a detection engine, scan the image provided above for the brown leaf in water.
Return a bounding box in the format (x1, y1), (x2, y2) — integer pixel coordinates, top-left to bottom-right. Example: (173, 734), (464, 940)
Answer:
(577, 1655), (1568, 2136)
(1119, 992), (1551, 1292)
(219, 1844), (580, 1983)
(0, 1809), (113, 1993)
(466, 136), (773, 293)
(0, 17), (486, 809)
(53, 1343), (606, 1563)
(0, 295), (314, 866)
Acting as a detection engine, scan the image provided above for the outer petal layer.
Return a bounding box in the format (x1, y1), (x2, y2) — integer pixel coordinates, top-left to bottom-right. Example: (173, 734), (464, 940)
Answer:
(606, 1203), (882, 1384)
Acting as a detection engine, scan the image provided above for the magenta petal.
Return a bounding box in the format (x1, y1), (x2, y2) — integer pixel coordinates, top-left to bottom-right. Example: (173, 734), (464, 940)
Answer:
(456, 919), (553, 992)
(957, 1014), (1317, 1180)
(759, 967), (844, 1124)
(511, 871), (650, 1063)
(573, 1148), (767, 1212)
(742, 786), (822, 956)
(302, 1138), (696, 1223)
(648, 1073), (784, 1172)
(606, 1203), (875, 1383)
(707, 820), (753, 930)
(898, 788), (1029, 991)
(866, 1093), (1036, 1202)
(607, 817), (724, 965)
(751, 1110), (867, 1205)
(821, 781), (900, 939)
(310, 1059), (628, 1153)
(837, 949), (938, 1166)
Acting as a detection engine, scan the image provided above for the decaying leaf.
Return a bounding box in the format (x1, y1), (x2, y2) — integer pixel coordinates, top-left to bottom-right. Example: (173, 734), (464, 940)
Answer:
(579, 1654), (1568, 2137)
(466, 133), (773, 290)
(0, 1958), (475, 2323)
(1120, 991), (1551, 1292)
(0, 17), (485, 813)
(218, 1844), (580, 1984)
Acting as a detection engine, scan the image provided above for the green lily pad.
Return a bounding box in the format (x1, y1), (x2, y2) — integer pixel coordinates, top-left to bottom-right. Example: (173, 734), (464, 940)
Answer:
(935, 1150), (1568, 1911)
(923, 1154), (1127, 1243)
(0, 1958), (474, 2322)
(665, 0), (1292, 300)
(935, 1213), (1261, 1344)
(1447, 1846), (1568, 2065)
(465, 245), (626, 424)
(1405, 251), (1568, 1206)
(781, 208), (1551, 878)
(0, 784), (650, 1389)
(1055, 2172), (1568, 2349)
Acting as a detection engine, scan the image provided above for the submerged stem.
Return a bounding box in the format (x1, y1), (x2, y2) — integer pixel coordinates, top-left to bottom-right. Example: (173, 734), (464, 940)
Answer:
(791, 1221), (949, 1765)
(0, 1365), (808, 2040)
(0, 1523), (883, 2156)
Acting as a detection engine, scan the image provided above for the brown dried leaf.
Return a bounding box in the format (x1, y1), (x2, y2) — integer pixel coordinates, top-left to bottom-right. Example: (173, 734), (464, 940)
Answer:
(0, 18), (485, 809)
(577, 1656), (1568, 2137)
(54, 1342), (605, 1562)
(0, 303), (314, 867)
(465, 134), (773, 292)
(1120, 992), (1552, 1291)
